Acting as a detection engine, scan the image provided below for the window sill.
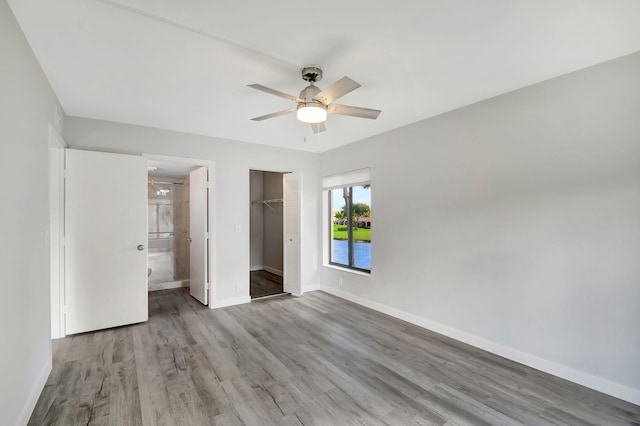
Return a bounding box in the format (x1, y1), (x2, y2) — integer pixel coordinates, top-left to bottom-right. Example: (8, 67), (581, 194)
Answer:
(323, 263), (371, 277)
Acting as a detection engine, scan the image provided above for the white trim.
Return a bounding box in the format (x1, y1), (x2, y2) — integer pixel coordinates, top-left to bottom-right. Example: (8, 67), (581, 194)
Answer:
(17, 355), (52, 426)
(323, 263), (371, 277)
(322, 167), (371, 190)
(263, 266), (283, 277)
(250, 265), (264, 272)
(49, 124), (66, 339)
(283, 172), (302, 296)
(211, 295), (251, 309)
(303, 282), (320, 292)
(320, 286), (640, 406)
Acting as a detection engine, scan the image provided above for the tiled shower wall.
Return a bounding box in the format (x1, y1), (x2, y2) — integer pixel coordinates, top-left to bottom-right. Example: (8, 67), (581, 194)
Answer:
(148, 177), (190, 285)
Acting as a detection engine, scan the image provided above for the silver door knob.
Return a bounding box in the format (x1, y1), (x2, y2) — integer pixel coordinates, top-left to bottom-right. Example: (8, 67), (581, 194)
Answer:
(137, 244), (145, 251)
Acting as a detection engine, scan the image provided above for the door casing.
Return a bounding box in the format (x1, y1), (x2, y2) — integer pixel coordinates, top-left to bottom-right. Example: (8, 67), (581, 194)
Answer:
(144, 154), (216, 307)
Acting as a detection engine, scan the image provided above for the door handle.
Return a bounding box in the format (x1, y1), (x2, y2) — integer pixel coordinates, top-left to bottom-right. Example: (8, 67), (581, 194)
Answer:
(187, 238), (192, 243)
(137, 244), (145, 251)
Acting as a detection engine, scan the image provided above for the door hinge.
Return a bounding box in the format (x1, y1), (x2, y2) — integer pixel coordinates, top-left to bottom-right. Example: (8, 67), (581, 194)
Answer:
(206, 232), (210, 239)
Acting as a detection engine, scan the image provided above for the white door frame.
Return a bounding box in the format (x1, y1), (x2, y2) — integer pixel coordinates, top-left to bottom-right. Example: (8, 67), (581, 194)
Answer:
(143, 154), (216, 308)
(48, 125), (66, 339)
(283, 172), (302, 296)
(248, 168), (303, 298)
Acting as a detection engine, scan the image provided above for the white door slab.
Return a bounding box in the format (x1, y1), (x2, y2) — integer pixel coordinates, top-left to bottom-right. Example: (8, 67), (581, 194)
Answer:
(189, 166), (208, 305)
(65, 149), (148, 335)
(283, 173), (301, 296)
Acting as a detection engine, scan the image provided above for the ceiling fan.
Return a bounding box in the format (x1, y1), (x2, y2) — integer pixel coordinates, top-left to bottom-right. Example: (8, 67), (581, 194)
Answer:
(248, 66), (381, 134)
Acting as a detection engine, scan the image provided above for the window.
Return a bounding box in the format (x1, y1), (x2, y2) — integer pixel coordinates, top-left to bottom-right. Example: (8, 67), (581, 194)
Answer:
(323, 168), (371, 273)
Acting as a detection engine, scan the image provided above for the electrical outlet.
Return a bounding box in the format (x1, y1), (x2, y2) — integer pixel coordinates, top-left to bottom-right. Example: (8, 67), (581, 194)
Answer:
(339, 277), (343, 286)
(236, 283), (241, 294)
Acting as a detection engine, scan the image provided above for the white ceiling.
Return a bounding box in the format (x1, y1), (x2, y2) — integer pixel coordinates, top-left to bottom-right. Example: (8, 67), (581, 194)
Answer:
(8, 0), (640, 152)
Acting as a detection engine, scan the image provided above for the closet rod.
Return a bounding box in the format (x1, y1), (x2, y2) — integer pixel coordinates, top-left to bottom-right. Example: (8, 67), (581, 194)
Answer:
(251, 198), (283, 212)
(251, 198), (283, 204)
(148, 180), (185, 186)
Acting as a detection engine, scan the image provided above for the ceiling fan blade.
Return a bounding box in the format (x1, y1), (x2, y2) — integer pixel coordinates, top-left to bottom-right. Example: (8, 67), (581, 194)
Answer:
(310, 122), (326, 134)
(248, 84), (303, 103)
(327, 103), (381, 120)
(313, 76), (361, 104)
(250, 108), (296, 121)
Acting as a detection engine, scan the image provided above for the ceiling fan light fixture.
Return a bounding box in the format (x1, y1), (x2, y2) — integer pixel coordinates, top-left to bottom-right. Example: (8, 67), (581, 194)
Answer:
(297, 103), (327, 123)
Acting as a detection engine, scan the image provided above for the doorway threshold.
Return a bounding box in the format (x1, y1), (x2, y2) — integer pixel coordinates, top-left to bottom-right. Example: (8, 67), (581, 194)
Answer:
(251, 292), (290, 301)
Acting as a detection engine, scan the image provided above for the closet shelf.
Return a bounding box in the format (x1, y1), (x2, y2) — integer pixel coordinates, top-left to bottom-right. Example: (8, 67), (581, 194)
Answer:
(252, 198), (283, 212)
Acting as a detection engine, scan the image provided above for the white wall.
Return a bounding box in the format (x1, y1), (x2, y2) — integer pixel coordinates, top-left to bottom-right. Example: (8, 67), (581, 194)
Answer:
(319, 52), (640, 404)
(0, 2), (63, 424)
(63, 117), (321, 305)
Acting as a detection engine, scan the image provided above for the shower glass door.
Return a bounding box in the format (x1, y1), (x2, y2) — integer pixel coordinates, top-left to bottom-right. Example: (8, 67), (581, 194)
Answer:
(148, 179), (189, 287)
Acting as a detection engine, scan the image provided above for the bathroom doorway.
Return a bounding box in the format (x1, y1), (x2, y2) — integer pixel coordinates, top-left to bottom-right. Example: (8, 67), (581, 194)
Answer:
(250, 170), (285, 299)
(146, 157), (211, 306)
(147, 176), (190, 291)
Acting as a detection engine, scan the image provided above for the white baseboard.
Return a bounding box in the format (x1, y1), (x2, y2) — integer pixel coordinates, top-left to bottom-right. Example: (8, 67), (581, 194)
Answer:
(250, 265), (263, 272)
(17, 355), (52, 426)
(210, 295), (251, 309)
(148, 279), (189, 292)
(320, 286), (640, 406)
(263, 266), (283, 276)
(303, 282), (320, 293)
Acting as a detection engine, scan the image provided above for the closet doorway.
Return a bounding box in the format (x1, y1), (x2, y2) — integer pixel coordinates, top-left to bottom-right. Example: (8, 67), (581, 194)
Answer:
(250, 170), (285, 298)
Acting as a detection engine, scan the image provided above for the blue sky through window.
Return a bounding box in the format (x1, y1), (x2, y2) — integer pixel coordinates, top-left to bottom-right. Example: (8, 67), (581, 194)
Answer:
(331, 186), (371, 210)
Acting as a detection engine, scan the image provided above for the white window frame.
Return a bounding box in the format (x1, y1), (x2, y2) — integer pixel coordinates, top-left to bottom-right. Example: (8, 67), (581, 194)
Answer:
(323, 168), (371, 273)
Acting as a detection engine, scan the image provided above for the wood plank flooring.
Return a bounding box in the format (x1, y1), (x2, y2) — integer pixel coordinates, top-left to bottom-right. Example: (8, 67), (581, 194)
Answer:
(30, 289), (640, 425)
(250, 270), (284, 299)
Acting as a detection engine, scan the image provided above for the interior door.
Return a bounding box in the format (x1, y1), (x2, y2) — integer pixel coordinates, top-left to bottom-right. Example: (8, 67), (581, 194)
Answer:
(189, 166), (208, 305)
(283, 173), (302, 296)
(65, 149), (148, 334)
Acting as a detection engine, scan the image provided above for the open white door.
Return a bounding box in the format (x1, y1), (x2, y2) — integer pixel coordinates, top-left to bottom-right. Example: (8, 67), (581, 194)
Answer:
(283, 173), (302, 296)
(189, 166), (208, 305)
(65, 149), (148, 334)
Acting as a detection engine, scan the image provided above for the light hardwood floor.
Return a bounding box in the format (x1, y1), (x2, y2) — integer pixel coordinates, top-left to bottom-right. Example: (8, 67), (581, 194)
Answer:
(30, 289), (640, 425)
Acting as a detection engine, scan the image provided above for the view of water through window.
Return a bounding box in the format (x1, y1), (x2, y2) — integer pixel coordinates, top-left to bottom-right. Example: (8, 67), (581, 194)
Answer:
(332, 240), (371, 270)
(330, 185), (371, 271)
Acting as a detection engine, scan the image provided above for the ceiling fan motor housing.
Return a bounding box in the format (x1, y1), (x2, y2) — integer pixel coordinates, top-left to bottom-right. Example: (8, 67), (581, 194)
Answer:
(301, 65), (323, 83)
(299, 85), (322, 103)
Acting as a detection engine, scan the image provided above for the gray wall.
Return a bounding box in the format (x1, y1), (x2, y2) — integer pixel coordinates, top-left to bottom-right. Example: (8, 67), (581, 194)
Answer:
(319, 52), (640, 403)
(263, 172), (284, 274)
(0, 1), (63, 424)
(250, 171), (284, 274)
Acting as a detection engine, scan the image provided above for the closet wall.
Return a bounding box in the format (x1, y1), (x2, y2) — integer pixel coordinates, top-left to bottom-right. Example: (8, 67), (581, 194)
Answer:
(250, 170), (283, 275)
